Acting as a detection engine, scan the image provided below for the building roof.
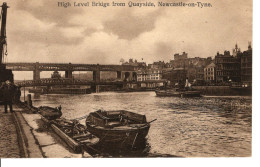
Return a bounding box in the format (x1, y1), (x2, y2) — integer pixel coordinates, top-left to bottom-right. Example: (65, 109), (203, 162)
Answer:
(205, 62), (215, 68)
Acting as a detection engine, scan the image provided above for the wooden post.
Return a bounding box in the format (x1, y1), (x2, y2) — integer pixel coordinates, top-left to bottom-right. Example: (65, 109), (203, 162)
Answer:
(96, 85), (100, 93)
(27, 94), (32, 107)
(23, 82), (25, 102)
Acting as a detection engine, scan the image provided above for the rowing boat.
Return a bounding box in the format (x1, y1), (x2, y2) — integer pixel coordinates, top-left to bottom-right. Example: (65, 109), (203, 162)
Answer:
(85, 110), (154, 147)
(38, 106), (62, 120)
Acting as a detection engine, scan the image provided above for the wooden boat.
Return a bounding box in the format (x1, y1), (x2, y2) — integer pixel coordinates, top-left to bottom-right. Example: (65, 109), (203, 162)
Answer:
(155, 89), (201, 97)
(85, 110), (154, 147)
(41, 117), (99, 153)
(155, 89), (181, 97)
(38, 106), (62, 120)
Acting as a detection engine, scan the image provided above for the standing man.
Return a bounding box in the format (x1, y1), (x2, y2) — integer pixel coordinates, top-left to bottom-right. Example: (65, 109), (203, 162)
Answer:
(0, 80), (14, 113)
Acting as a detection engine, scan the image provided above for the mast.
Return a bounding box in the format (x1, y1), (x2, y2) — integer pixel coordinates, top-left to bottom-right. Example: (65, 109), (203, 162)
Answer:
(0, 2), (8, 65)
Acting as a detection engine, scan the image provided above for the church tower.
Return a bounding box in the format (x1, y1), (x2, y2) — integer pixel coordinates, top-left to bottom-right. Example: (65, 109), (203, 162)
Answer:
(233, 43), (240, 57)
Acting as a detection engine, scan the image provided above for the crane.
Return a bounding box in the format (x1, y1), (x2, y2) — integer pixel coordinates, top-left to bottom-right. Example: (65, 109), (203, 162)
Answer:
(0, 2), (13, 83)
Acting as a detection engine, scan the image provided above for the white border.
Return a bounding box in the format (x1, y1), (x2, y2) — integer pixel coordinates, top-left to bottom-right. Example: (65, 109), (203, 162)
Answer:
(2, 0), (259, 166)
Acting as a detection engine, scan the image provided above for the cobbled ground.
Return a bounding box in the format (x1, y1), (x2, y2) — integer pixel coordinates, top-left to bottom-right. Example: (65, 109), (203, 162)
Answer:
(0, 110), (21, 158)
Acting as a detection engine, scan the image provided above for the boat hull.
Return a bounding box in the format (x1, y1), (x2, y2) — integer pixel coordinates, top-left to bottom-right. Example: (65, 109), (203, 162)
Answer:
(86, 123), (150, 146)
(38, 106), (62, 120)
(85, 110), (151, 147)
(155, 90), (201, 97)
(155, 90), (181, 97)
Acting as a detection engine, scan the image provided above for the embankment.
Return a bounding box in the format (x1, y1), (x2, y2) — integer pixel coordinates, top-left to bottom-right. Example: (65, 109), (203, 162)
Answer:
(193, 86), (252, 96)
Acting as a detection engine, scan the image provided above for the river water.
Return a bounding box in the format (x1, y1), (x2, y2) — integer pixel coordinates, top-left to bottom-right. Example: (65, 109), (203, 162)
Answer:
(29, 91), (251, 157)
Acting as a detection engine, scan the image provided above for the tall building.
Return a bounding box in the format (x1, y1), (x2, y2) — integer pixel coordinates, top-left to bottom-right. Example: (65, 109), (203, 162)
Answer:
(233, 43), (241, 57)
(137, 69), (162, 82)
(204, 62), (215, 83)
(170, 52), (189, 68)
(240, 42), (252, 86)
(162, 68), (187, 86)
(215, 49), (241, 83)
(174, 52), (188, 60)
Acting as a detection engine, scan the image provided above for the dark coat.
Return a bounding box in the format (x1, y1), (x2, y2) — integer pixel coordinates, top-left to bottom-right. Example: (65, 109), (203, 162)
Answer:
(0, 83), (15, 102)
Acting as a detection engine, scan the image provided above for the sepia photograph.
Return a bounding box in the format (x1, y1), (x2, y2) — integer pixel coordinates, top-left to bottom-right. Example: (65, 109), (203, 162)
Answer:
(0, 0), (256, 164)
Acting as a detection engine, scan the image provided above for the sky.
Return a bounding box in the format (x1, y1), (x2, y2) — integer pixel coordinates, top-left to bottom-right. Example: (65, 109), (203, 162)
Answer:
(1, 0), (252, 65)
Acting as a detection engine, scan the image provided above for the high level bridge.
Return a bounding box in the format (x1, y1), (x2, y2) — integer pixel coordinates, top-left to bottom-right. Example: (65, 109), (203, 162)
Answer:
(6, 62), (137, 83)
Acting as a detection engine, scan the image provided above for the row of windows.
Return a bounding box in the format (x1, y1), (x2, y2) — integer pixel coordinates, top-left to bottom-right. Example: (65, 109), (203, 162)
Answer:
(205, 77), (214, 80)
(241, 63), (252, 68)
(216, 71), (240, 76)
(241, 69), (252, 74)
(204, 72), (214, 75)
(216, 58), (238, 63)
(137, 71), (162, 74)
(204, 68), (214, 72)
(241, 57), (252, 62)
(137, 77), (160, 81)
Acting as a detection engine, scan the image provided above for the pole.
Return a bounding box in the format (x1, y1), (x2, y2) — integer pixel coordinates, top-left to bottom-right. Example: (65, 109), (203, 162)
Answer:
(23, 79), (25, 102)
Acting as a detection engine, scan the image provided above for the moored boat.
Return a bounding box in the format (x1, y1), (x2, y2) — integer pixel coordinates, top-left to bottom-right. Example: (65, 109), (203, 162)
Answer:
(155, 89), (201, 98)
(85, 110), (154, 147)
(38, 106), (62, 120)
(155, 89), (181, 97)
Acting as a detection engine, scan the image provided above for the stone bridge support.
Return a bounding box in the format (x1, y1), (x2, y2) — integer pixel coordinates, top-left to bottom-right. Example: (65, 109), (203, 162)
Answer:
(93, 70), (100, 82)
(117, 71), (122, 80)
(65, 63), (73, 79)
(121, 71), (136, 81)
(33, 62), (41, 80)
(65, 70), (73, 79)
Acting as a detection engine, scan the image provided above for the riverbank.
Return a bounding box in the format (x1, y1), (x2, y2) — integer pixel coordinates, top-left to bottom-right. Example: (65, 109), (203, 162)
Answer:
(21, 112), (88, 158)
(0, 103), (88, 158)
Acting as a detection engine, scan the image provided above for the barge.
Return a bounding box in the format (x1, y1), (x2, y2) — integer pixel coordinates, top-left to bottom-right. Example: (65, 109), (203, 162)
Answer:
(85, 110), (155, 148)
(41, 116), (99, 153)
(155, 89), (201, 97)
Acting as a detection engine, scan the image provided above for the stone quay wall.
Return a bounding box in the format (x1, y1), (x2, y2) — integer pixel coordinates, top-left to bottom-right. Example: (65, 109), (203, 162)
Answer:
(193, 86), (252, 96)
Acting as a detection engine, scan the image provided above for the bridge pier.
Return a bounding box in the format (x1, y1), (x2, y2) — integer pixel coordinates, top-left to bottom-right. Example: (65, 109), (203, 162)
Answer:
(122, 71), (136, 81)
(93, 70), (100, 82)
(129, 72), (133, 81)
(117, 71), (122, 80)
(33, 62), (41, 81)
(65, 70), (73, 79)
(132, 72), (137, 81)
(33, 71), (40, 81)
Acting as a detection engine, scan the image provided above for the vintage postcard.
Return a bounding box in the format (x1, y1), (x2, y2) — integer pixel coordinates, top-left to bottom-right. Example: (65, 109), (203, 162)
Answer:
(0, 0), (254, 163)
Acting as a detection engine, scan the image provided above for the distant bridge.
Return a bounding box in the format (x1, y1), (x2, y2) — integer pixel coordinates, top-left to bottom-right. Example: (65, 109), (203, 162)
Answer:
(6, 62), (137, 82)
(16, 78), (126, 87)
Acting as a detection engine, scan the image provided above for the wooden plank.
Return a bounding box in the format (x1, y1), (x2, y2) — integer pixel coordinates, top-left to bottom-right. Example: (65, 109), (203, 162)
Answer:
(51, 124), (82, 153)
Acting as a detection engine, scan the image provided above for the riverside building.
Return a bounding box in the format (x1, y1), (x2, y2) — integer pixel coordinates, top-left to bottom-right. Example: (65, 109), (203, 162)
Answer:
(204, 62), (216, 83)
